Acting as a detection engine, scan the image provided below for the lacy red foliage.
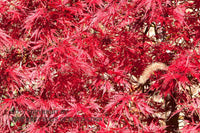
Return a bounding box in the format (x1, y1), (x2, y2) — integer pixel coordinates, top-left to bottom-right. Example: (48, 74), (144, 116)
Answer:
(0, 0), (200, 132)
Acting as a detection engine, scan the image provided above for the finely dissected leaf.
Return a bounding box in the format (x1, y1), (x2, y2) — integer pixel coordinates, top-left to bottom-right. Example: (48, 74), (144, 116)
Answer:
(173, 5), (186, 25)
(0, 0), (200, 132)
(0, 29), (11, 48)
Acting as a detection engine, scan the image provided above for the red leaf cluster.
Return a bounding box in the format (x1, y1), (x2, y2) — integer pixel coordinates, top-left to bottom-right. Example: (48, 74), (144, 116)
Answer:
(0, 0), (200, 132)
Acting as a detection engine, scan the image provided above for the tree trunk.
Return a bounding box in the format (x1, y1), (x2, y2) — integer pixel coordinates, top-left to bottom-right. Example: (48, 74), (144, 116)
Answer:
(165, 94), (179, 132)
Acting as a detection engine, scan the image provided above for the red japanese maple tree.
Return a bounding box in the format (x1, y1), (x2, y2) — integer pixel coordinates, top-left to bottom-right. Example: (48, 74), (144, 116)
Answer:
(0, 0), (200, 132)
